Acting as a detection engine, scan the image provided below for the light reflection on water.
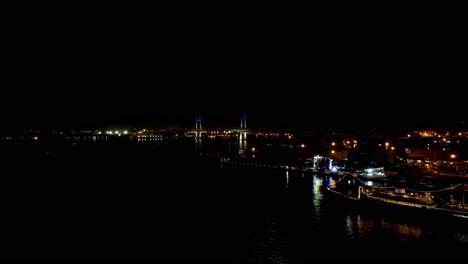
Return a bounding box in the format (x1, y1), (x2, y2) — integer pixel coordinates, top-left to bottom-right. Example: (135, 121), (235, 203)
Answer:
(454, 232), (468, 243)
(354, 215), (422, 241)
(345, 215), (354, 239)
(249, 217), (288, 264)
(312, 175), (323, 220)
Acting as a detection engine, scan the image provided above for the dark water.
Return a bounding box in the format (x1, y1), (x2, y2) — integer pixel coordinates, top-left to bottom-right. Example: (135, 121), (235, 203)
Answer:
(1, 138), (468, 262)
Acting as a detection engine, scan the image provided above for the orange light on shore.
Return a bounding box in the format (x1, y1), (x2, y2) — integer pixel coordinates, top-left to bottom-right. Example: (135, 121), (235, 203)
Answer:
(33, 136), (38, 141)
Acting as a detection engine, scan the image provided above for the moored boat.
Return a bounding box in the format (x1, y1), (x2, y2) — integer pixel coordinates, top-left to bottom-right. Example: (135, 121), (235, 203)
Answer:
(325, 173), (468, 220)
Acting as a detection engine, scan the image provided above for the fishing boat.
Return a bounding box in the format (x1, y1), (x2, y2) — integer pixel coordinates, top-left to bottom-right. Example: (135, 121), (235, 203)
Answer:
(325, 173), (468, 220)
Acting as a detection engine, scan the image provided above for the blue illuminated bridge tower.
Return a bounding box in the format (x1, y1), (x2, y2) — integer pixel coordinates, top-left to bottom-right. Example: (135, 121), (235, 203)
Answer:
(195, 114), (202, 139)
(240, 112), (247, 141)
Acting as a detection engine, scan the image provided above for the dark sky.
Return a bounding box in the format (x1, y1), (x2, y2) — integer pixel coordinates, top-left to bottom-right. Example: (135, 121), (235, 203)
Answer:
(2, 5), (467, 132)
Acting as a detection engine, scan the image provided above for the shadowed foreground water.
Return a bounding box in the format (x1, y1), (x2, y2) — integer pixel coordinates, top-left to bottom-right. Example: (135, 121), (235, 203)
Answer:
(1, 139), (468, 262)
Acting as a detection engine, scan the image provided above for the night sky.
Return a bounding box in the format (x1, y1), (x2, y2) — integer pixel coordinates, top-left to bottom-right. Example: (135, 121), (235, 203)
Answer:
(2, 6), (466, 132)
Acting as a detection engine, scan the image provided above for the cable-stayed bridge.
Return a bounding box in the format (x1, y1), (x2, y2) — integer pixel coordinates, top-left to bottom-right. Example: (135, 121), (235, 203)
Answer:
(192, 113), (251, 140)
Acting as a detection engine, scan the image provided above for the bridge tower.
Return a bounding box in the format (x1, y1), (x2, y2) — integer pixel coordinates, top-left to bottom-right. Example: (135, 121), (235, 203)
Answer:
(240, 113), (247, 141)
(195, 114), (202, 138)
(240, 112), (247, 130)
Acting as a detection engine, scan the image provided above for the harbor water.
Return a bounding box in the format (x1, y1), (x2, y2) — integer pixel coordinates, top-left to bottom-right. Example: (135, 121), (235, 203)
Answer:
(1, 137), (468, 262)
